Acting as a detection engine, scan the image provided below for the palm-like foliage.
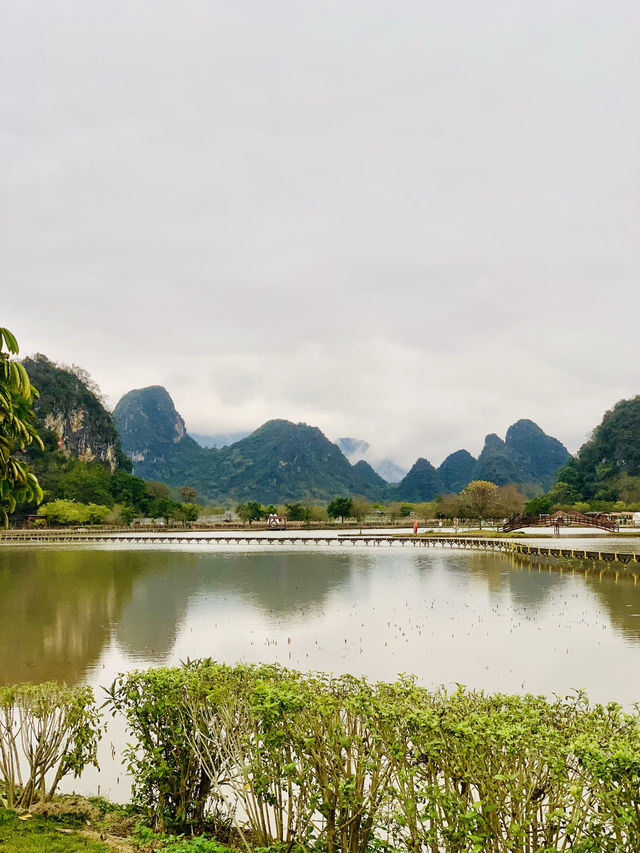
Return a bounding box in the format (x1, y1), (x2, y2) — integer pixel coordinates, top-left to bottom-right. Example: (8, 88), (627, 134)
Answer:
(0, 327), (43, 526)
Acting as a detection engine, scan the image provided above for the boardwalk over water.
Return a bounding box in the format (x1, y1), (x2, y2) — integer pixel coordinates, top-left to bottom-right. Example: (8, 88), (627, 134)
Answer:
(1, 530), (639, 570)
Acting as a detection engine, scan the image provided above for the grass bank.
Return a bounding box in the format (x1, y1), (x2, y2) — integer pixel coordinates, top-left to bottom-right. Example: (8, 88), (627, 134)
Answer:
(0, 804), (108, 853)
(0, 798), (237, 852)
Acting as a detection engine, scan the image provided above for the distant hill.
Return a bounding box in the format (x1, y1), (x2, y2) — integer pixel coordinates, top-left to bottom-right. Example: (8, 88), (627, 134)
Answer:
(392, 458), (443, 502)
(114, 388), (387, 503)
(352, 459), (388, 494)
(504, 419), (569, 489)
(438, 449), (477, 493)
(554, 396), (640, 501)
(393, 419), (568, 501)
(465, 421), (569, 491)
(9, 355), (140, 525)
(472, 433), (528, 486)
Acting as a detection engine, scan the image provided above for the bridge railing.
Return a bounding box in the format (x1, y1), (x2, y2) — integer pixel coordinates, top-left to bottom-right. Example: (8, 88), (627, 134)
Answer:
(501, 512), (618, 533)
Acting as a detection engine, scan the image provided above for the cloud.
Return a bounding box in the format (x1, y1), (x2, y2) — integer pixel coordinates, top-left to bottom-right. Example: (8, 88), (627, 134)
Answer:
(2, 1), (639, 468)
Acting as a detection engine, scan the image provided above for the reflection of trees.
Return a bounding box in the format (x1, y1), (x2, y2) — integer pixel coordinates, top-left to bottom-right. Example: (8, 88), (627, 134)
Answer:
(585, 574), (640, 643)
(460, 551), (565, 610)
(463, 549), (640, 642)
(5, 544), (640, 687)
(215, 552), (354, 614)
(0, 549), (143, 685)
(0, 548), (357, 686)
(502, 556), (565, 610)
(116, 551), (354, 655)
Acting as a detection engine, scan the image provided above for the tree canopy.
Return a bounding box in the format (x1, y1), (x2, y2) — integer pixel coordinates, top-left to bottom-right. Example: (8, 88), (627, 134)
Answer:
(458, 480), (500, 524)
(0, 327), (43, 526)
(327, 496), (353, 521)
(554, 396), (640, 502)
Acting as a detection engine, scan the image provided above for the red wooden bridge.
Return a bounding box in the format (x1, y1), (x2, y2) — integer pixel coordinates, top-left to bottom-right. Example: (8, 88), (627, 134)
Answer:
(501, 510), (618, 534)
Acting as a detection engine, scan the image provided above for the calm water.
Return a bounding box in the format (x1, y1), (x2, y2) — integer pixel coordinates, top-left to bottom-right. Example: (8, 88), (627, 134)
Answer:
(2, 541), (640, 797)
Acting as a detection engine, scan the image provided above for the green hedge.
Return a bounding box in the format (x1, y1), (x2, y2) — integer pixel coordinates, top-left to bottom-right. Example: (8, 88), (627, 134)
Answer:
(103, 662), (640, 852)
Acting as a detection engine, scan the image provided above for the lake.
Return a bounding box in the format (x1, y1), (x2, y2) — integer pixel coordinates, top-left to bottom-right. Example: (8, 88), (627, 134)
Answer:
(2, 537), (640, 798)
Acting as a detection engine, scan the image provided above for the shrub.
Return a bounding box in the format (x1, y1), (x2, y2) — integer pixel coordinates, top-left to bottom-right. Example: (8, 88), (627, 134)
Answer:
(37, 499), (110, 526)
(0, 682), (100, 809)
(106, 664), (640, 852)
(105, 661), (246, 833)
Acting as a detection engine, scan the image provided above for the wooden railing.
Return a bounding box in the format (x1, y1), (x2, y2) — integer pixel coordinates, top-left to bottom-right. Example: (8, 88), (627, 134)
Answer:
(501, 511), (618, 533)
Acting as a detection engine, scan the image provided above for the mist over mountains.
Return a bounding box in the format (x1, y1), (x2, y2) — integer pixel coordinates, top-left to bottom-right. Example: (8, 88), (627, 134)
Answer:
(189, 431), (250, 449)
(113, 385), (569, 503)
(335, 438), (408, 484)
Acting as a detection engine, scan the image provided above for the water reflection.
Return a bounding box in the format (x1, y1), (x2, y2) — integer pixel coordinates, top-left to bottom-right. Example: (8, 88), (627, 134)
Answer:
(1, 546), (640, 704)
(586, 574), (640, 642)
(0, 549), (357, 684)
(0, 549), (143, 683)
(462, 552), (563, 609)
(115, 551), (354, 657)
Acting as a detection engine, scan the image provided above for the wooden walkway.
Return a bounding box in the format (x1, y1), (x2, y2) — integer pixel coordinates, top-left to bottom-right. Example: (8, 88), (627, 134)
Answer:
(1, 531), (639, 566)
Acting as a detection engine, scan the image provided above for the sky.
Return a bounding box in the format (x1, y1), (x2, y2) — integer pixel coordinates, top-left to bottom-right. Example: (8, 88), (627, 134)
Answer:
(2, 1), (639, 468)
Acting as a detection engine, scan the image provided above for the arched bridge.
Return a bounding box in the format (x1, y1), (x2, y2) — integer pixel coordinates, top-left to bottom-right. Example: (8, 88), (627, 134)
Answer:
(501, 510), (618, 534)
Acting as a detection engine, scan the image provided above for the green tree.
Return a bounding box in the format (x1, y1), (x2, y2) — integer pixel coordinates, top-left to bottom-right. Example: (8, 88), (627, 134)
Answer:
(495, 484), (526, 517)
(38, 498), (110, 526)
(524, 494), (553, 515)
(306, 503), (328, 523)
(109, 469), (153, 514)
(436, 493), (461, 519)
(414, 500), (437, 520)
(459, 480), (500, 528)
(0, 326), (43, 526)
(351, 497), (372, 524)
(152, 497), (179, 524)
(173, 502), (200, 523)
(399, 503), (414, 518)
(178, 485), (198, 503)
(120, 504), (136, 525)
(386, 502), (403, 522)
(547, 480), (580, 507)
(327, 496), (353, 522)
(57, 460), (113, 505)
(285, 502), (309, 522)
(235, 501), (266, 525)
(146, 480), (170, 499)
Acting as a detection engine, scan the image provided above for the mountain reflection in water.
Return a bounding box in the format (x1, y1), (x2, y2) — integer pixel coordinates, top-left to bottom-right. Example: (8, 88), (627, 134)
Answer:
(1, 546), (640, 706)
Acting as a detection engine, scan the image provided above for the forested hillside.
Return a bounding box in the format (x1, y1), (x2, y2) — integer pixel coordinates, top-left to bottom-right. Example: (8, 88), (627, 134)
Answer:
(115, 386), (570, 504)
(552, 396), (640, 503)
(391, 419), (568, 501)
(114, 387), (387, 503)
(12, 358), (177, 525)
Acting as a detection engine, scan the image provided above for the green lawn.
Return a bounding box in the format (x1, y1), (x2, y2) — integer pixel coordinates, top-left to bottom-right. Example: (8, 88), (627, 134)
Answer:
(0, 808), (109, 853)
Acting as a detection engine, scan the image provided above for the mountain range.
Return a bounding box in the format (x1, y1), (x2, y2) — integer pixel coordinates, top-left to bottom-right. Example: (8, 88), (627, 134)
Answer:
(17, 356), (640, 508)
(113, 386), (386, 503)
(113, 385), (569, 503)
(188, 432), (408, 483)
(395, 420), (569, 501)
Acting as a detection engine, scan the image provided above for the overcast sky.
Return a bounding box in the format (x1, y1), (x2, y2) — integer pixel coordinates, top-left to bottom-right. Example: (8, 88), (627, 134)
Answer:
(2, 1), (639, 467)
